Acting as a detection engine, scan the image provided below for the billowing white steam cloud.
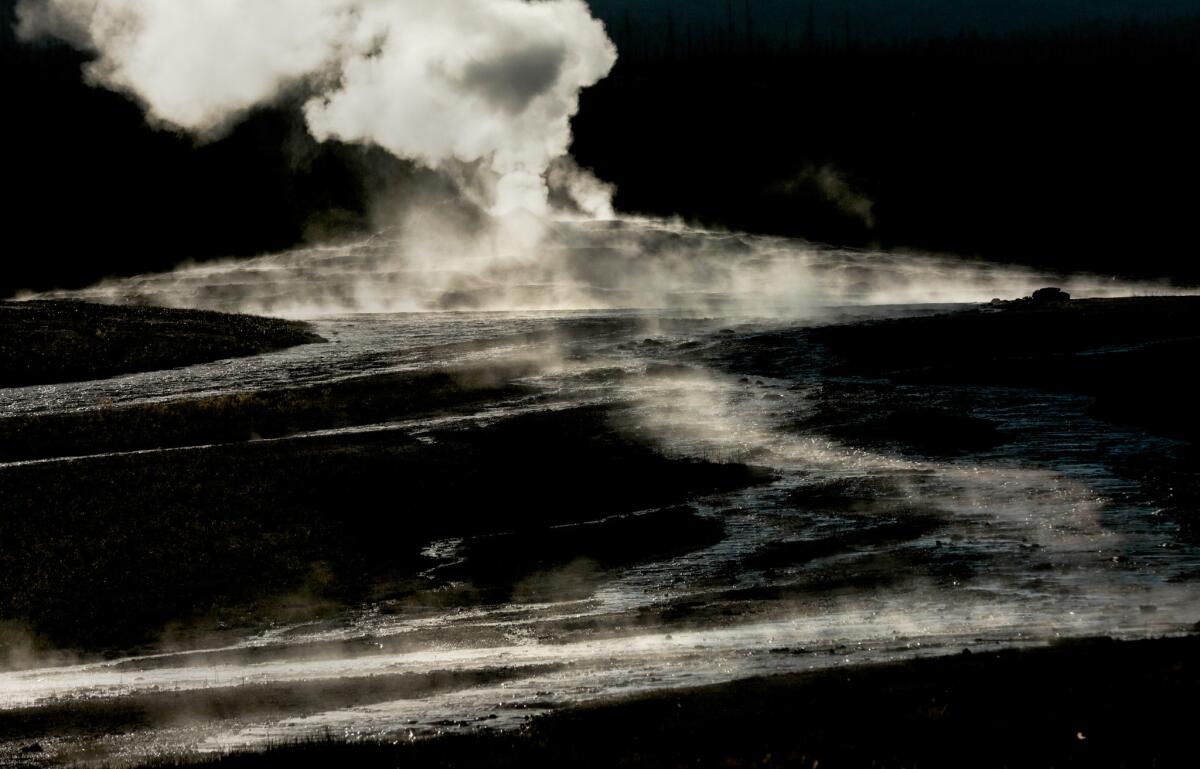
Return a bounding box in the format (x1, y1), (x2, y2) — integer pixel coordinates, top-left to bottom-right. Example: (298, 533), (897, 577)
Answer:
(16, 0), (353, 131)
(16, 0), (617, 215)
(27, 0), (1184, 318)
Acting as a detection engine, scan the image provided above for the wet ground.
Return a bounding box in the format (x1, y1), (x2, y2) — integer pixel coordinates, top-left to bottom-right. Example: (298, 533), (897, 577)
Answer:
(2, 226), (1199, 766)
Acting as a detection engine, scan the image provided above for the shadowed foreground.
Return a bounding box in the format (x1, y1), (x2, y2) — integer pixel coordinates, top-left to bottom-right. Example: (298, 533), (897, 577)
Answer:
(0, 301), (323, 387)
(129, 635), (1199, 769)
(4, 295), (1200, 767)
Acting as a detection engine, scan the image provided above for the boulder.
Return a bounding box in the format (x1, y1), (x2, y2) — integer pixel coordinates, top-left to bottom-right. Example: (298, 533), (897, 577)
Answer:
(1031, 287), (1071, 304)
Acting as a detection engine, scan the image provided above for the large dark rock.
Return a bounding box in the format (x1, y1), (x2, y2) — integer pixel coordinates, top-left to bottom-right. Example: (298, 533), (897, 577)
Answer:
(1031, 287), (1071, 304)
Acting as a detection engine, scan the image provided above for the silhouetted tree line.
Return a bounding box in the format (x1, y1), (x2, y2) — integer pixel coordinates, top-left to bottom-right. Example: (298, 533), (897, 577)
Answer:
(572, 11), (1200, 281)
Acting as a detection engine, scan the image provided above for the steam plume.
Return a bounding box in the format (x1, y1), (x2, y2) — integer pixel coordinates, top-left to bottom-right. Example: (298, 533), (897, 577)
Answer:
(16, 0), (617, 215)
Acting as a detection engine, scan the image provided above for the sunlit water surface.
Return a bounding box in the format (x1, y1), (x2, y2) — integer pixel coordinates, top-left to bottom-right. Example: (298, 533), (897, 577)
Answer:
(3, 224), (1198, 764)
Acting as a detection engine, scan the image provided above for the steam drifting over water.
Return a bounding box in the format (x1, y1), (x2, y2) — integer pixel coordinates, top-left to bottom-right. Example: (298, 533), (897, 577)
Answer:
(4, 303), (1200, 760)
(35, 216), (1191, 318)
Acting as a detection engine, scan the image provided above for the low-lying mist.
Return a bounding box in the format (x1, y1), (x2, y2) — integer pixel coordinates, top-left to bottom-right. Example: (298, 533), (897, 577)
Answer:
(32, 210), (1190, 318)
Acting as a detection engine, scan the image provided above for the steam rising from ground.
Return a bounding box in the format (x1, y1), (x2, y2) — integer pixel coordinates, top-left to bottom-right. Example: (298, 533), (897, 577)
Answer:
(4, 321), (1198, 757)
(19, 0), (1192, 316)
(36, 216), (1191, 317)
(16, 0), (616, 216)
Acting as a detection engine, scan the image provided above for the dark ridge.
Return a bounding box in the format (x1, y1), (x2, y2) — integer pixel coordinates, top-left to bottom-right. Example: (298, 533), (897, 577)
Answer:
(810, 296), (1200, 443)
(0, 300), (324, 387)
(814, 296), (1200, 374)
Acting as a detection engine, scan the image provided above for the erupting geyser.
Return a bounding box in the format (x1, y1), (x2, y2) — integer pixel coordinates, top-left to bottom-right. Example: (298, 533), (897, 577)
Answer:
(16, 0), (617, 217)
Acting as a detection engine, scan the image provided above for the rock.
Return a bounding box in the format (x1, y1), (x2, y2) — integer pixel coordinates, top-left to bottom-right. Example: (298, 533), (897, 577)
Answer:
(1031, 287), (1071, 304)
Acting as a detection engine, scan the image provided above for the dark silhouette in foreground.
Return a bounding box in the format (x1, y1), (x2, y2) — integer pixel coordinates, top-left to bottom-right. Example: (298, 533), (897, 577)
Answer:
(0, 300), (323, 387)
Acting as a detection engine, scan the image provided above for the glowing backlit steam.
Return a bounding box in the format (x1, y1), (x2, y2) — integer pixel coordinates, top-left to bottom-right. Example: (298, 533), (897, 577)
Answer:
(16, 0), (617, 216)
(18, 0), (1193, 316)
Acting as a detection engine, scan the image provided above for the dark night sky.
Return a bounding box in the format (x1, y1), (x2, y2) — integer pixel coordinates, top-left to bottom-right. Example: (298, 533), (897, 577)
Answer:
(588, 1), (1200, 41)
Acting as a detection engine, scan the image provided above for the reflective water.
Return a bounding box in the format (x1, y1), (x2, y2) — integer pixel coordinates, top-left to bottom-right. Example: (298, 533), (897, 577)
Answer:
(2, 226), (1198, 765)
